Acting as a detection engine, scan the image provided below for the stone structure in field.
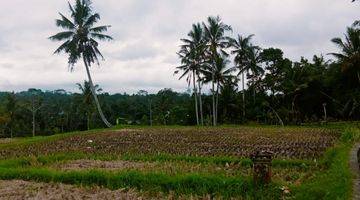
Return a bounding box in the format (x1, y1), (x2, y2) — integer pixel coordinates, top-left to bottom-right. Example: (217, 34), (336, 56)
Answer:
(251, 150), (273, 185)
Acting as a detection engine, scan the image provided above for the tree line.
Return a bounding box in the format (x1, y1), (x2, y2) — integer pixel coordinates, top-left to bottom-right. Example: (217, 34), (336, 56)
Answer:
(0, 86), (194, 137)
(175, 15), (360, 126)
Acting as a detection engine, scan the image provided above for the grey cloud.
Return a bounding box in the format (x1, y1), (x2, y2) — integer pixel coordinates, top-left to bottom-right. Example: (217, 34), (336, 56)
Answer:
(114, 42), (161, 61)
(0, 63), (14, 69)
(0, 0), (358, 94)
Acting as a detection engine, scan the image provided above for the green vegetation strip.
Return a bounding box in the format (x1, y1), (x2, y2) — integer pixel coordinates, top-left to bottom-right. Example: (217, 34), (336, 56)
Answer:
(0, 152), (316, 170)
(0, 167), (280, 199)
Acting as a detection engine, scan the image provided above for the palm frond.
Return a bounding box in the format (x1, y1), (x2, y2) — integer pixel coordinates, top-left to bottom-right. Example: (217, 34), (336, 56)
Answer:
(89, 25), (111, 33)
(53, 41), (70, 54)
(90, 33), (113, 41)
(55, 13), (75, 30)
(68, 2), (75, 17)
(49, 31), (74, 41)
(84, 13), (100, 27)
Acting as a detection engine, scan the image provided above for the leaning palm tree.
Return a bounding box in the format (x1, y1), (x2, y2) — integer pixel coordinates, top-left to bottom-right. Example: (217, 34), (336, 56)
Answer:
(329, 27), (360, 84)
(229, 34), (256, 118)
(49, 0), (113, 127)
(76, 81), (102, 130)
(175, 23), (206, 126)
(202, 16), (232, 125)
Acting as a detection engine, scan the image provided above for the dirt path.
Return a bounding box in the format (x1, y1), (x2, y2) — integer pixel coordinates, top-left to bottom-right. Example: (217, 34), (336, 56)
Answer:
(57, 159), (152, 171)
(350, 143), (360, 200)
(0, 180), (213, 200)
(0, 180), (143, 200)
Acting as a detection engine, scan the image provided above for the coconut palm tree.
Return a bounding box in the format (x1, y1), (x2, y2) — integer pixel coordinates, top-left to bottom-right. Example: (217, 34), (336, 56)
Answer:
(76, 81), (102, 130)
(330, 27), (360, 84)
(245, 47), (264, 104)
(229, 34), (256, 118)
(203, 16), (232, 57)
(49, 0), (113, 127)
(202, 55), (233, 125)
(202, 16), (232, 125)
(176, 47), (200, 125)
(175, 23), (206, 125)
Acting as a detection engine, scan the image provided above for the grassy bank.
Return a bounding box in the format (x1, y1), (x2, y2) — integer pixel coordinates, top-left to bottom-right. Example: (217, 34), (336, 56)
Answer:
(292, 127), (360, 199)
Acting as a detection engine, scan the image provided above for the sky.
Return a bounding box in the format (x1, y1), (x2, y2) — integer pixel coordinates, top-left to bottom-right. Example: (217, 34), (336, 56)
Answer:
(0, 0), (358, 94)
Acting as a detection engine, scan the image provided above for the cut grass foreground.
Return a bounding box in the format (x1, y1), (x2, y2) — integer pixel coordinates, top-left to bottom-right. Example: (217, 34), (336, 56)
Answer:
(0, 125), (357, 199)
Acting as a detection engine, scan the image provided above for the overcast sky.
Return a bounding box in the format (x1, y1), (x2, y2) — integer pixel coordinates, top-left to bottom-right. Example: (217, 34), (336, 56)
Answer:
(0, 0), (358, 94)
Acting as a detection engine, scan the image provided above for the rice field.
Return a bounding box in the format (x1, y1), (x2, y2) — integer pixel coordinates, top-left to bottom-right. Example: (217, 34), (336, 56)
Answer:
(0, 126), (353, 199)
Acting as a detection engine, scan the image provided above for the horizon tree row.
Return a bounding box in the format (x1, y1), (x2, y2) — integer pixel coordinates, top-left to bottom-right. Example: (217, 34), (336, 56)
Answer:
(176, 16), (360, 126)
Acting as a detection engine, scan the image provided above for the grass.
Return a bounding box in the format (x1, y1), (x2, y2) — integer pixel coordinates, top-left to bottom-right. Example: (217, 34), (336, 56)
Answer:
(0, 129), (93, 148)
(0, 151), (317, 170)
(0, 166), (282, 199)
(291, 127), (360, 200)
(292, 143), (352, 199)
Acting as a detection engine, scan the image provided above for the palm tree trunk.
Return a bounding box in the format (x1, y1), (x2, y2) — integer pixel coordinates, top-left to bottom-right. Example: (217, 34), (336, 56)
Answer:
(242, 72), (245, 118)
(292, 94), (299, 123)
(267, 105), (284, 126)
(253, 85), (256, 104)
(212, 76), (216, 126)
(198, 79), (204, 126)
(193, 71), (199, 125)
(149, 99), (153, 126)
(215, 83), (219, 125)
(87, 113), (90, 130)
(253, 83), (256, 105)
(32, 110), (35, 137)
(323, 103), (327, 122)
(83, 55), (112, 128)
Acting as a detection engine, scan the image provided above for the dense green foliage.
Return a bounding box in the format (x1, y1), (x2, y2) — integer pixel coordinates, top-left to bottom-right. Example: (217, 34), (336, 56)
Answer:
(0, 88), (193, 137)
(175, 16), (360, 128)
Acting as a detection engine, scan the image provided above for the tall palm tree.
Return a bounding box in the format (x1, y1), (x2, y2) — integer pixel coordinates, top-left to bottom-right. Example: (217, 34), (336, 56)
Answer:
(202, 16), (232, 125)
(330, 27), (360, 84)
(175, 47), (199, 125)
(229, 34), (256, 118)
(175, 23), (206, 125)
(245, 47), (264, 104)
(202, 56), (233, 125)
(76, 81), (102, 130)
(49, 0), (113, 127)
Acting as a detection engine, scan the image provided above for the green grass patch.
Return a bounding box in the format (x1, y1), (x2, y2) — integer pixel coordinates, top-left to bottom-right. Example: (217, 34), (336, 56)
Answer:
(0, 151), (316, 170)
(291, 144), (352, 199)
(0, 167), (281, 199)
